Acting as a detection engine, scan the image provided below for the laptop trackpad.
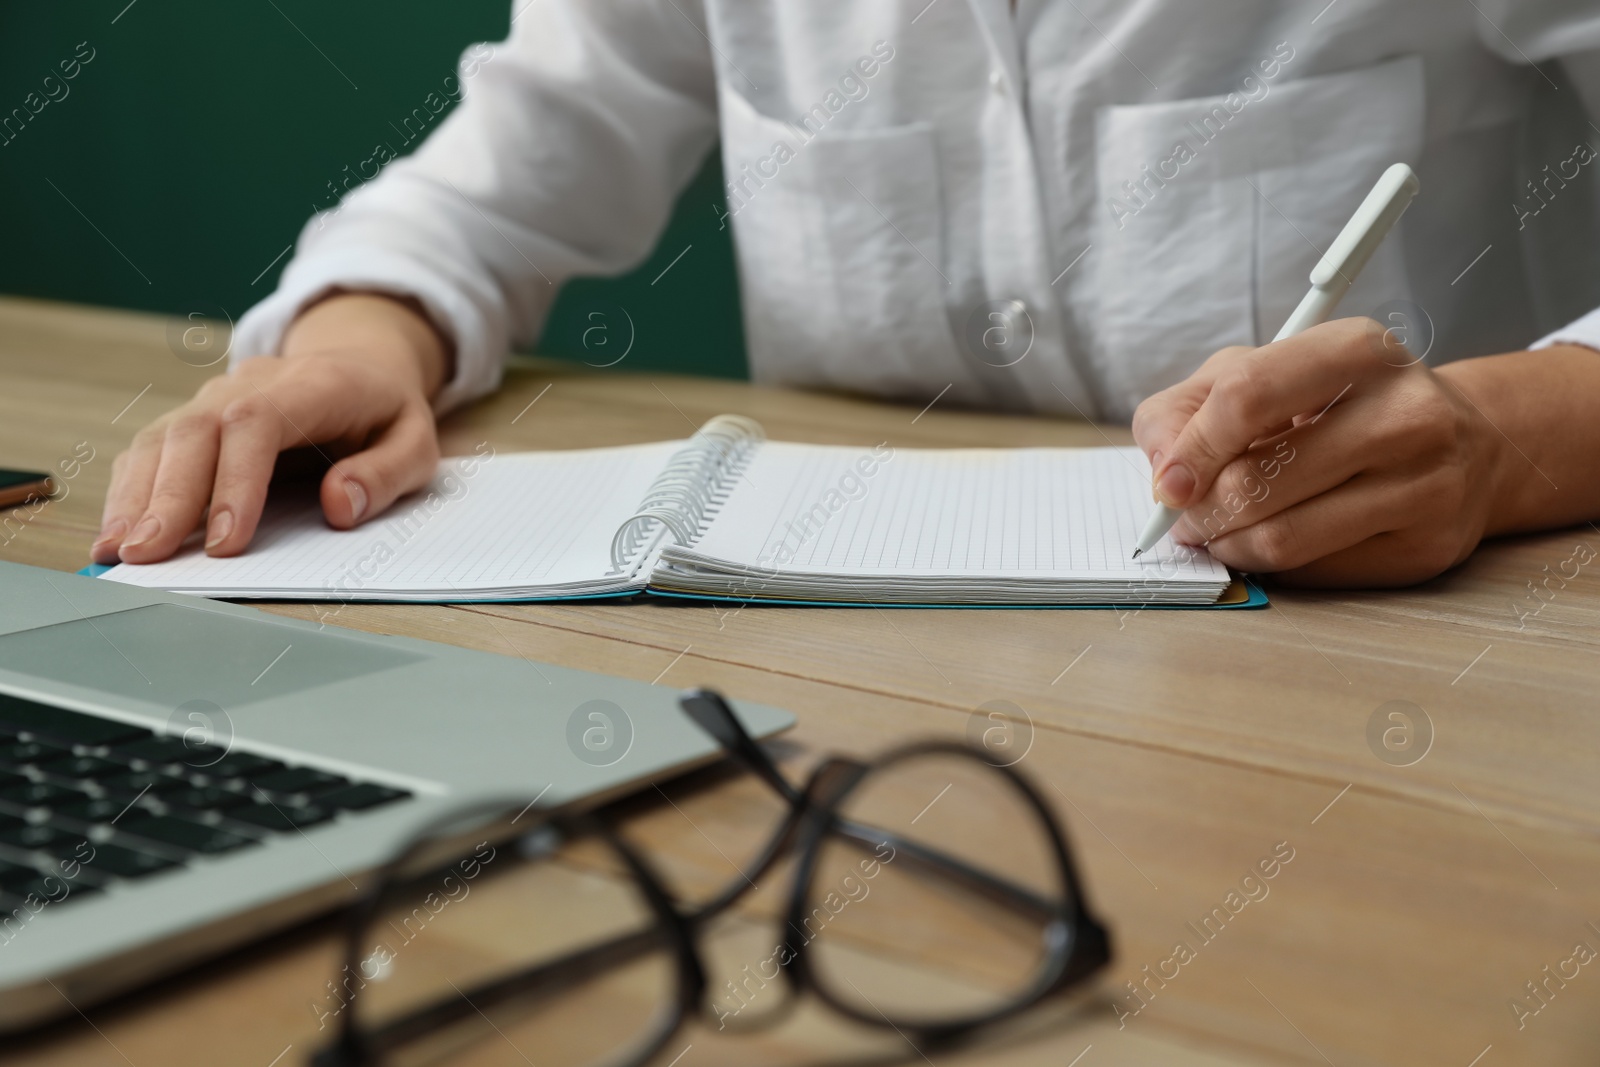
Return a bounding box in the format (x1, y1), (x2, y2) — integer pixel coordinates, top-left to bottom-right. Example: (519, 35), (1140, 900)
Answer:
(0, 603), (419, 709)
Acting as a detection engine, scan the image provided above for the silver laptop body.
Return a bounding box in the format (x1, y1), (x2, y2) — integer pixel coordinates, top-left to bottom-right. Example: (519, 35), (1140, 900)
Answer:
(0, 560), (792, 1030)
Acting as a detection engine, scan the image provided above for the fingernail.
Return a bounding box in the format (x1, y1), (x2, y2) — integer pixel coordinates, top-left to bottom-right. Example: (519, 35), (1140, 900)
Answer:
(93, 518), (128, 549)
(205, 509), (233, 550)
(343, 479), (368, 523)
(121, 514), (162, 550)
(1149, 452), (1164, 501)
(1155, 463), (1195, 508)
(91, 519), (128, 562)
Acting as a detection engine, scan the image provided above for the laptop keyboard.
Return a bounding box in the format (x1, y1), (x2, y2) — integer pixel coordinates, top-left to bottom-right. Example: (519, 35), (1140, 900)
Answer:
(0, 692), (411, 911)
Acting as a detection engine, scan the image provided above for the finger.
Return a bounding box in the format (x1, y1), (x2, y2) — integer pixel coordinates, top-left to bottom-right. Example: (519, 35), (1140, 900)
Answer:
(205, 362), (410, 549)
(204, 394), (288, 556)
(1170, 398), (1379, 545)
(1130, 349), (1246, 472)
(319, 402), (440, 529)
(1201, 471), (1415, 574)
(93, 431), (165, 564)
(1156, 318), (1390, 508)
(116, 414), (221, 564)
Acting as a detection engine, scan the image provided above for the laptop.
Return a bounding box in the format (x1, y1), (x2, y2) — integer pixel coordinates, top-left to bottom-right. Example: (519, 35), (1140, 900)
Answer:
(0, 560), (793, 1031)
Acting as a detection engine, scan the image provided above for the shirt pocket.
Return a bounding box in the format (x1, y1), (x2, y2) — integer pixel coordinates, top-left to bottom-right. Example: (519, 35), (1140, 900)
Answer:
(717, 84), (968, 397)
(1091, 54), (1426, 416)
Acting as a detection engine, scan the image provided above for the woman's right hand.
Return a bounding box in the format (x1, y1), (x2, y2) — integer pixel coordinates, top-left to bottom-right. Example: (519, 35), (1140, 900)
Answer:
(94, 292), (453, 565)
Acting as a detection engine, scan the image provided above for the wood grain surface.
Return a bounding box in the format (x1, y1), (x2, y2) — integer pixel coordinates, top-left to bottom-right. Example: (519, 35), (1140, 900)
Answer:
(2, 295), (1597, 1067)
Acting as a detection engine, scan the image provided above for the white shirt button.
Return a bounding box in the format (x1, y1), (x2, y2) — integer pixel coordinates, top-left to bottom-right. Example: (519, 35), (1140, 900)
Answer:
(989, 68), (1006, 94)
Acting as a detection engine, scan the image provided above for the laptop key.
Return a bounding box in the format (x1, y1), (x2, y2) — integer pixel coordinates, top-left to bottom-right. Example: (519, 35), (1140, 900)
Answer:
(0, 739), (73, 769)
(0, 781), (90, 808)
(38, 755), (127, 781)
(228, 803), (335, 831)
(84, 843), (180, 879)
(54, 797), (138, 825)
(165, 786), (252, 812)
(0, 695), (151, 746)
(195, 752), (285, 780)
(249, 767), (350, 797)
(0, 858), (43, 891)
(119, 814), (257, 855)
(111, 735), (208, 768)
(0, 822), (89, 856)
(97, 771), (193, 797)
(317, 783), (411, 811)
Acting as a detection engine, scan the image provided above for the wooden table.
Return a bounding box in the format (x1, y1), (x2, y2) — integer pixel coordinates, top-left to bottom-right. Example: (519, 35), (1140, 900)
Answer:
(3, 295), (1599, 1067)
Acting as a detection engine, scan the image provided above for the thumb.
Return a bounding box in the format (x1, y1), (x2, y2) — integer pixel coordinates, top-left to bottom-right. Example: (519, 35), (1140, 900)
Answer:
(319, 402), (441, 528)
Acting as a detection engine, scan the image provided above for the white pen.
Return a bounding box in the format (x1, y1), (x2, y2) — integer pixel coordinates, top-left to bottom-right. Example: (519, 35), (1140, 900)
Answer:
(1130, 162), (1421, 560)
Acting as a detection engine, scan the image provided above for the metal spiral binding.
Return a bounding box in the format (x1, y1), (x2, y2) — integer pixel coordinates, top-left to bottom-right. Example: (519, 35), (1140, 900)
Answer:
(608, 414), (765, 574)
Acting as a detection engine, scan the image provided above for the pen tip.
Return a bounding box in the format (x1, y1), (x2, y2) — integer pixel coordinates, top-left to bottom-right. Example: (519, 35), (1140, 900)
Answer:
(1130, 548), (1142, 559)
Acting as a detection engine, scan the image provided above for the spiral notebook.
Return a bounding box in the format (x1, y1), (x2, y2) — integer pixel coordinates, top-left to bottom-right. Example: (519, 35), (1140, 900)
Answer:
(97, 416), (1253, 608)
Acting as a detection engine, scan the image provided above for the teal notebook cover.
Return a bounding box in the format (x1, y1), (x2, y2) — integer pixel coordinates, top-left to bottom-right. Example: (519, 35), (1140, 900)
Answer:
(643, 579), (1268, 610)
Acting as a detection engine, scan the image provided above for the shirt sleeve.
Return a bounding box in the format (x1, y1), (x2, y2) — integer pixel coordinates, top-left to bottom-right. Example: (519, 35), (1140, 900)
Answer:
(229, 0), (720, 414)
(1533, 307), (1600, 352)
(1472, 3), (1600, 354)
(1535, 43), (1600, 353)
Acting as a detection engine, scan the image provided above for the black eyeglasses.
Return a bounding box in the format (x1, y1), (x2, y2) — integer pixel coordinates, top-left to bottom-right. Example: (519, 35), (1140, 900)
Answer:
(311, 689), (1112, 1067)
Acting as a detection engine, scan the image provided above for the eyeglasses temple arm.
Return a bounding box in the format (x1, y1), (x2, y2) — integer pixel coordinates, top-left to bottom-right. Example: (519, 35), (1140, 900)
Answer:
(679, 688), (799, 803)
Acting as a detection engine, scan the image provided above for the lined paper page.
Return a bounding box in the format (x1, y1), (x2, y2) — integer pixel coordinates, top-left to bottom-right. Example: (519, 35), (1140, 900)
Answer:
(684, 442), (1226, 582)
(103, 443), (680, 599)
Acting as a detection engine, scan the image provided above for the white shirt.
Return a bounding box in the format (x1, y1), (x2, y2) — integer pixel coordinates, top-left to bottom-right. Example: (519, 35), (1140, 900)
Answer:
(234, 0), (1600, 421)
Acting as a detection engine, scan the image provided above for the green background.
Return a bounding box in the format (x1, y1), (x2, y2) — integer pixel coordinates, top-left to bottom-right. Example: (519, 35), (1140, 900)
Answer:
(0, 0), (746, 378)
